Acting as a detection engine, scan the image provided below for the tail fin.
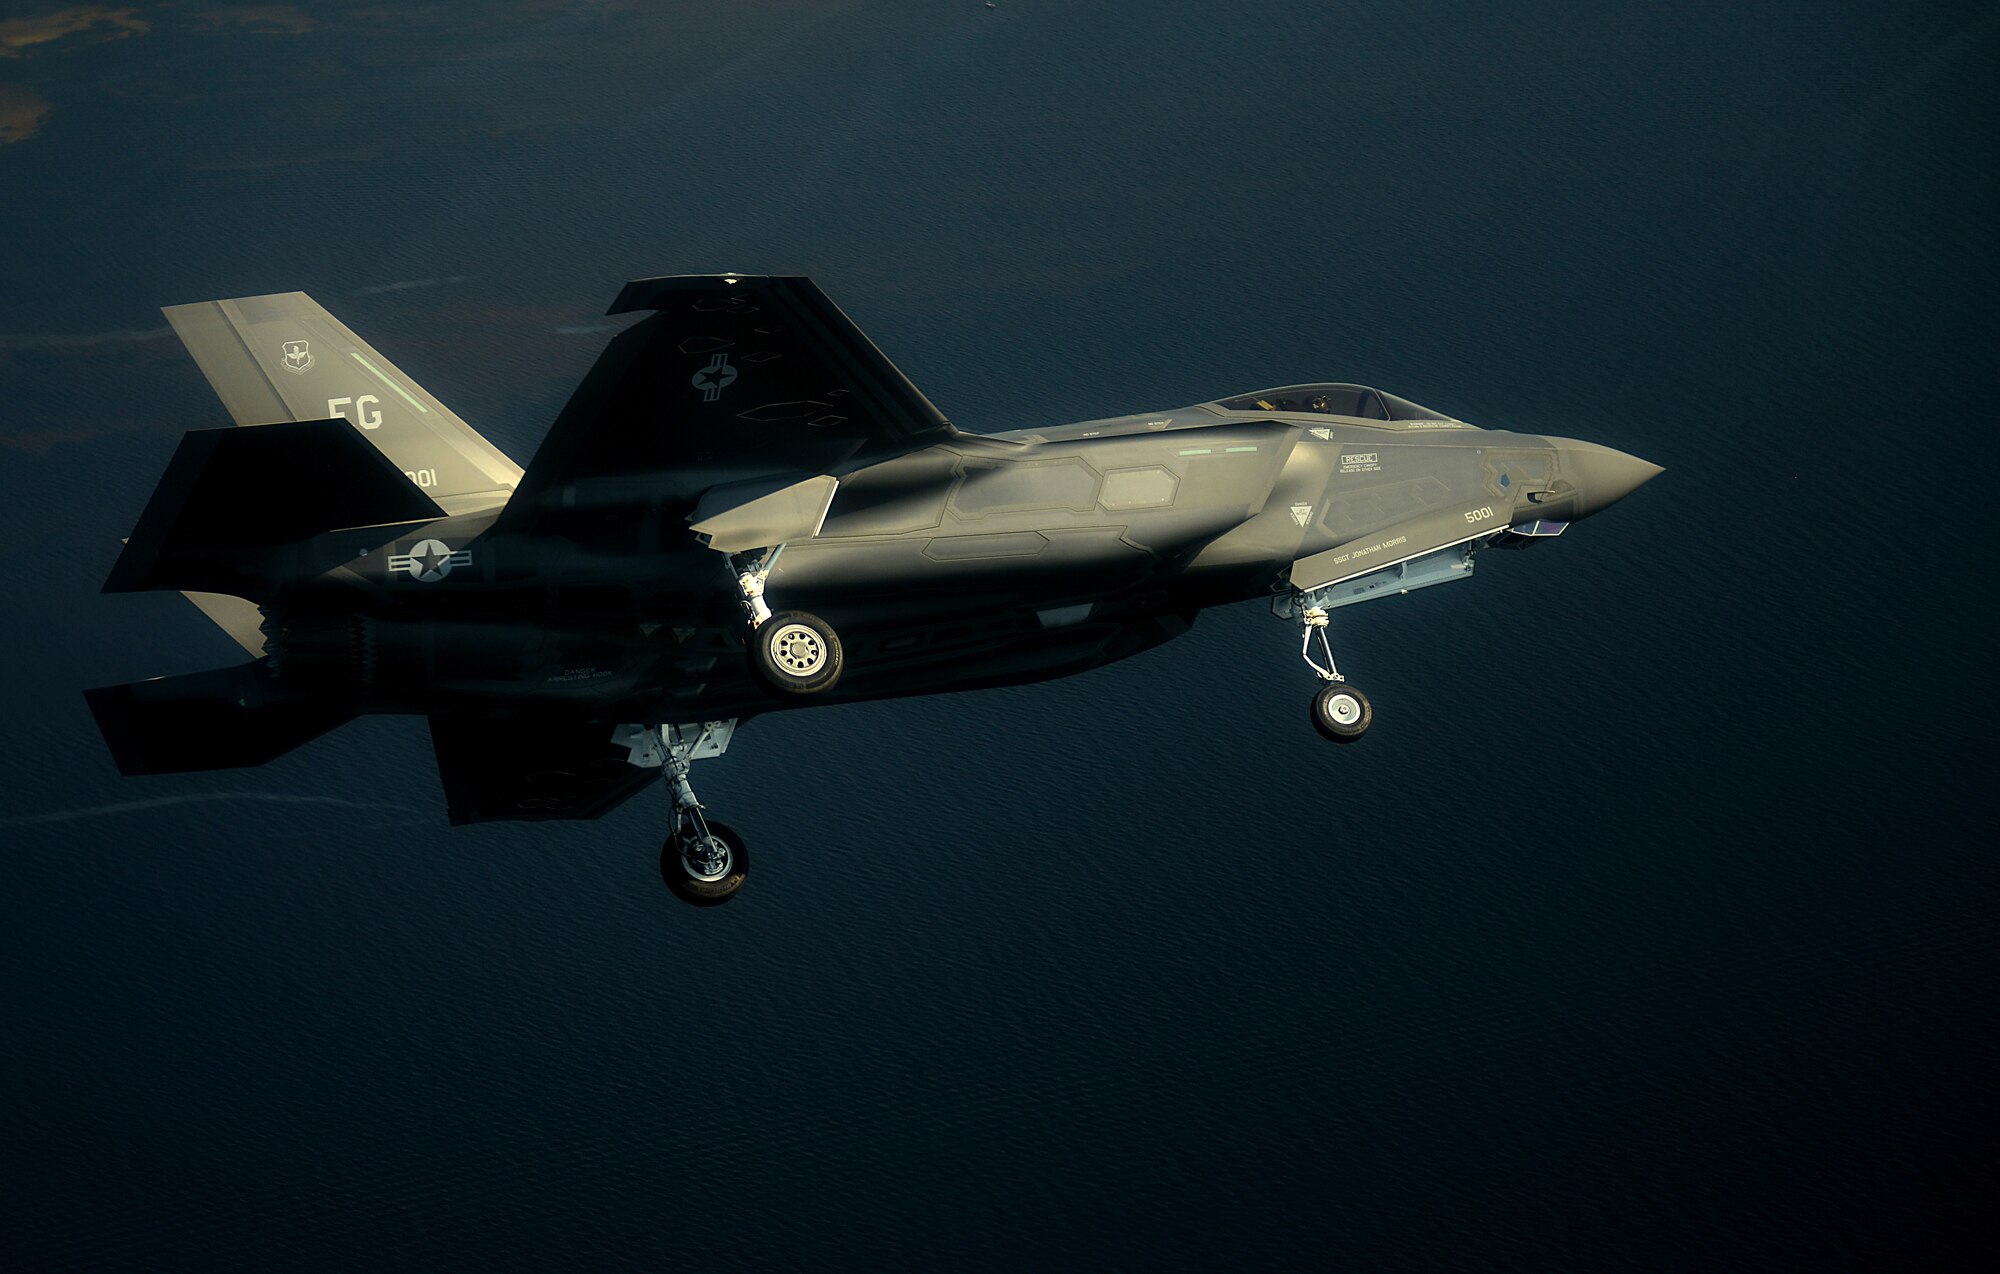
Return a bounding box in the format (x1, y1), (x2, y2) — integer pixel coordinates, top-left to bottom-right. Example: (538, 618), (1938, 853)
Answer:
(84, 661), (352, 775)
(164, 291), (522, 516)
(495, 275), (953, 532)
(104, 418), (443, 599)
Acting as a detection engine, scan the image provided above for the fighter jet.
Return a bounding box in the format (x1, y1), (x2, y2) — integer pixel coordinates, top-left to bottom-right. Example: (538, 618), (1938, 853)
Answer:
(89, 275), (1660, 904)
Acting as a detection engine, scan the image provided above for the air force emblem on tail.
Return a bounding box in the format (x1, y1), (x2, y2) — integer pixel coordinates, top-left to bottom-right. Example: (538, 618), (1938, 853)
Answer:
(389, 539), (472, 582)
(280, 340), (313, 374)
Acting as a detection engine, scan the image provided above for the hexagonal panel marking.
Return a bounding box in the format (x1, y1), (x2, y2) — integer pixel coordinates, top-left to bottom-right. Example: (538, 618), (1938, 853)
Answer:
(1098, 465), (1179, 511)
(921, 532), (1050, 561)
(737, 399), (833, 422)
(948, 457), (1100, 518)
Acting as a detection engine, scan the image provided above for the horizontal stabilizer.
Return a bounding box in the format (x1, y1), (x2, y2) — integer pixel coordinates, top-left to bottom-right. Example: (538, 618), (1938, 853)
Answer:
(429, 714), (661, 824)
(85, 661), (352, 775)
(105, 418), (443, 597)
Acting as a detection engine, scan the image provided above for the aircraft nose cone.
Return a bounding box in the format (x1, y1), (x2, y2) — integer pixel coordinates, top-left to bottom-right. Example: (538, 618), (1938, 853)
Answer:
(1551, 439), (1663, 519)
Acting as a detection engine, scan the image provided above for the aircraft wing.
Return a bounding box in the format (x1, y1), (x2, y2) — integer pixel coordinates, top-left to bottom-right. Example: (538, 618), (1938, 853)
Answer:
(499, 275), (954, 529)
(163, 292), (523, 517)
(428, 714), (661, 825)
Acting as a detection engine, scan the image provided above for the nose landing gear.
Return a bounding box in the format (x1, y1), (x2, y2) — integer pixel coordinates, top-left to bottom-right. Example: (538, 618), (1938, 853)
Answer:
(1289, 595), (1373, 744)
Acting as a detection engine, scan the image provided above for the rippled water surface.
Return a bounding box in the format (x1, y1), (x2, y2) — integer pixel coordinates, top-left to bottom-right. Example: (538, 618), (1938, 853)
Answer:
(2, 2), (1991, 1268)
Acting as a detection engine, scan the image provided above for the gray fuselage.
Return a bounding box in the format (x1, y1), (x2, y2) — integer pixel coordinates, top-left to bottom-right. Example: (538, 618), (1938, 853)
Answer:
(255, 395), (1655, 725)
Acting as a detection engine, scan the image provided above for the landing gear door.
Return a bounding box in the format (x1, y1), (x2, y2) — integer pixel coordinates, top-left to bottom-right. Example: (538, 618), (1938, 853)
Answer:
(1291, 501), (1508, 595)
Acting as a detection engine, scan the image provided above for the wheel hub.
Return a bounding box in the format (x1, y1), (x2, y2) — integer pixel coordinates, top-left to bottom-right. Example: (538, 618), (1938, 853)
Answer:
(767, 622), (826, 677)
(681, 833), (733, 881)
(1324, 692), (1361, 725)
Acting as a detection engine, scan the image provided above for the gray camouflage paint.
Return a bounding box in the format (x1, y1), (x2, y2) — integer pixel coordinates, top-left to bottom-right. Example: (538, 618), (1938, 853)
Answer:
(96, 277), (1659, 823)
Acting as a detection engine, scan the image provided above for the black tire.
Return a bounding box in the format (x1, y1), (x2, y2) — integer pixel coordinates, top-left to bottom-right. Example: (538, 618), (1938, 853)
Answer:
(748, 610), (843, 695)
(662, 820), (748, 906)
(1310, 682), (1372, 744)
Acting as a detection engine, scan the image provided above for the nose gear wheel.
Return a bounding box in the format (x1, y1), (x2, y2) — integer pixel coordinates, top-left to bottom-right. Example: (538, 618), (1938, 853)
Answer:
(1283, 589), (1374, 744)
(1311, 681), (1372, 743)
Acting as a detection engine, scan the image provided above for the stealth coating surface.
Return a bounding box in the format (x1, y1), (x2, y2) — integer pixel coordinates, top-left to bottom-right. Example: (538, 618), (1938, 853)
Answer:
(100, 276), (1661, 825)
(163, 292), (523, 516)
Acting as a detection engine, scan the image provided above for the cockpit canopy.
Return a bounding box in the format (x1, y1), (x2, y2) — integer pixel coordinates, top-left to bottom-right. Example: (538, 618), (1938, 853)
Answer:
(1213, 383), (1456, 422)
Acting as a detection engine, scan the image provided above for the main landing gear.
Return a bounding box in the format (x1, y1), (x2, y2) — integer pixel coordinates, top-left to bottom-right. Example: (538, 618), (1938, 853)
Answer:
(618, 721), (749, 905)
(733, 546), (844, 696)
(1288, 593), (1373, 744)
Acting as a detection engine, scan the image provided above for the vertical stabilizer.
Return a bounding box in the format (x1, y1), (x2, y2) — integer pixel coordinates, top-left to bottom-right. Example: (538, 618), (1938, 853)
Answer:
(164, 291), (523, 516)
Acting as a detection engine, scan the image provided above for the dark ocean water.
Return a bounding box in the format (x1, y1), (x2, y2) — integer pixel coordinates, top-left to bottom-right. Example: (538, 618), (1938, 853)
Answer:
(2, 2), (1992, 1268)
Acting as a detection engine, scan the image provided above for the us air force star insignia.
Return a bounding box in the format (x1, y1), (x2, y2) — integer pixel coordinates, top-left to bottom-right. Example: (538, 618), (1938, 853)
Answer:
(281, 340), (314, 374)
(388, 538), (472, 582)
(1289, 503), (1314, 527)
(692, 353), (738, 402)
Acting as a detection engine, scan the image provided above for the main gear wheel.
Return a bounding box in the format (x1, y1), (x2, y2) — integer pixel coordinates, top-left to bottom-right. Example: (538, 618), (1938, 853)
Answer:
(748, 609), (843, 695)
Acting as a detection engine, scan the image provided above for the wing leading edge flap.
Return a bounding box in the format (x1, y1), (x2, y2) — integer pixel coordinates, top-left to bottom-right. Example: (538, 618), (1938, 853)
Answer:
(687, 474), (839, 552)
(500, 275), (953, 529)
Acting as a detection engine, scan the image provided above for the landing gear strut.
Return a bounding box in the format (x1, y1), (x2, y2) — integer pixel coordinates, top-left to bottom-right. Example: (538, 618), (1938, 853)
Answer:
(733, 546), (844, 696)
(1283, 593), (1373, 744)
(620, 721), (750, 905)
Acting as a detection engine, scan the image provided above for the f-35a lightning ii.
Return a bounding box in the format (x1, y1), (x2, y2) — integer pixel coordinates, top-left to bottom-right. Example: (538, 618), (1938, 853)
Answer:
(90, 275), (1660, 904)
